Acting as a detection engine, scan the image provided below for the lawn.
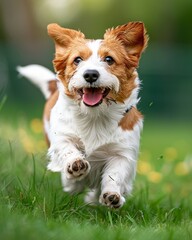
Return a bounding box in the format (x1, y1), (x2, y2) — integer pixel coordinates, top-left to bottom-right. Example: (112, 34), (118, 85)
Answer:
(0, 111), (192, 240)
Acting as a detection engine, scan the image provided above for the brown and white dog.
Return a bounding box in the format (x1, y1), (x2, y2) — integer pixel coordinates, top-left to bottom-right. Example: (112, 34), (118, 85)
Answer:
(17, 22), (148, 208)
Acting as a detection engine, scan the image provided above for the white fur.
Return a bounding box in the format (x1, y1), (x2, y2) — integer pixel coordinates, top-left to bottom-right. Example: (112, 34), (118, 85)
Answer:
(17, 64), (56, 99)
(19, 40), (143, 208)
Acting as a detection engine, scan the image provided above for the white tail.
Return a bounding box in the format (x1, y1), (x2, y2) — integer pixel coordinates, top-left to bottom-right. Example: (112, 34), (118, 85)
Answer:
(17, 64), (57, 99)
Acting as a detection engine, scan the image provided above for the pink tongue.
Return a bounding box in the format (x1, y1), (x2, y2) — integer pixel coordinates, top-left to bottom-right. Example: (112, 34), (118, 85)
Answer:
(83, 88), (103, 106)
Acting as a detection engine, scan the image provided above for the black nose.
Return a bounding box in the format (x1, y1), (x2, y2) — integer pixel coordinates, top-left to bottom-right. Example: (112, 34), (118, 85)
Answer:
(83, 70), (100, 83)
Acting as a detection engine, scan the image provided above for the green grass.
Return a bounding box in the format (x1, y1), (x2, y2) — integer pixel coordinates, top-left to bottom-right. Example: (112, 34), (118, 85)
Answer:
(0, 116), (192, 240)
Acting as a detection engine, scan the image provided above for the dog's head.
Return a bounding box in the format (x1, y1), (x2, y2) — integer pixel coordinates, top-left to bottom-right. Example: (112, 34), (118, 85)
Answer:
(48, 22), (148, 107)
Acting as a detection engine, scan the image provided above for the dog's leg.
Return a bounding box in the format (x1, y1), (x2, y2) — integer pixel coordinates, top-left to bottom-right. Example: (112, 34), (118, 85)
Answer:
(99, 156), (136, 209)
(84, 189), (100, 205)
(47, 138), (90, 192)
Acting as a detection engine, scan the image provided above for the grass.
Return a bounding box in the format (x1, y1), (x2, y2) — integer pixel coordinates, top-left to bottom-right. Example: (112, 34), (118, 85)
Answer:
(0, 113), (192, 240)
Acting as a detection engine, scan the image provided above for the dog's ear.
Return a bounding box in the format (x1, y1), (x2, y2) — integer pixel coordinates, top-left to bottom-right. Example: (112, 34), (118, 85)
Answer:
(104, 22), (148, 67)
(47, 23), (85, 55)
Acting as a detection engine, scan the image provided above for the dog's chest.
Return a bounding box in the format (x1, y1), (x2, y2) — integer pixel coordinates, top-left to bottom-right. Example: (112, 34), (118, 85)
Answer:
(53, 96), (126, 154)
(73, 110), (122, 154)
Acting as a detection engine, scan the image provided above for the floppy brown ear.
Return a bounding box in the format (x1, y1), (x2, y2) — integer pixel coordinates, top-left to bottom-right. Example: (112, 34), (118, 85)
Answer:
(104, 22), (148, 67)
(47, 23), (85, 55)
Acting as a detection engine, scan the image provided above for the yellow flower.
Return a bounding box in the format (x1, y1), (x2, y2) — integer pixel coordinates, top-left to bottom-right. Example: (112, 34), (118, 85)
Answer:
(148, 171), (162, 183)
(174, 162), (189, 176)
(137, 161), (152, 175)
(30, 118), (43, 134)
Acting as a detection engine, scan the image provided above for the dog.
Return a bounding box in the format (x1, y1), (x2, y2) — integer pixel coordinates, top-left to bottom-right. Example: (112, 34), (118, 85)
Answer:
(17, 22), (148, 208)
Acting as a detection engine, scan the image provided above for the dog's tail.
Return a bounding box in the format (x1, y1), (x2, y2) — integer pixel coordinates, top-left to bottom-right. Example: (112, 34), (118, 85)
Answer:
(17, 64), (58, 99)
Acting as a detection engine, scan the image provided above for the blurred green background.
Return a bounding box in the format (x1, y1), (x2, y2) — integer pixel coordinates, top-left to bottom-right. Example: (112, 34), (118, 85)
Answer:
(0, 0), (192, 122)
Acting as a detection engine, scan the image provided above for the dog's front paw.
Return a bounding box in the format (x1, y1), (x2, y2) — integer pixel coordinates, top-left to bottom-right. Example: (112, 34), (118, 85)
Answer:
(67, 158), (90, 181)
(99, 192), (125, 209)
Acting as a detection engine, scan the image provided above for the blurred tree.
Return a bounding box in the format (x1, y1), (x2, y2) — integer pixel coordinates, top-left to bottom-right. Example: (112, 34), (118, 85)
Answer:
(0, 0), (39, 50)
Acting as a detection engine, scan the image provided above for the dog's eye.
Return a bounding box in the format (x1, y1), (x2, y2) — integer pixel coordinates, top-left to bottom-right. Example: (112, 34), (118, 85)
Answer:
(74, 57), (83, 66)
(104, 56), (115, 66)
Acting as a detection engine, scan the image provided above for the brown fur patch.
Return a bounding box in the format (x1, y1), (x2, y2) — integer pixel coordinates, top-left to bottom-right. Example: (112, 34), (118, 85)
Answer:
(53, 38), (92, 99)
(48, 80), (58, 95)
(43, 90), (59, 146)
(47, 23), (85, 55)
(119, 107), (143, 131)
(104, 22), (148, 67)
(98, 41), (138, 103)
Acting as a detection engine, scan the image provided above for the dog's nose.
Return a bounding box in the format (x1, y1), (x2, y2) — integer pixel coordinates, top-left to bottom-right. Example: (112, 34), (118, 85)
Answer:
(83, 70), (100, 83)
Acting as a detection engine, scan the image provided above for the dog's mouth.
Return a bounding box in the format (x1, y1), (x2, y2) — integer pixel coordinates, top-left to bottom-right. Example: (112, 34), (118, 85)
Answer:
(77, 87), (110, 107)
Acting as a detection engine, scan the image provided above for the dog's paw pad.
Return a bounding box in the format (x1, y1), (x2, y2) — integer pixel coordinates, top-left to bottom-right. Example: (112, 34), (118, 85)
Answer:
(72, 160), (88, 172)
(100, 192), (125, 209)
(67, 159), (90, 180)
